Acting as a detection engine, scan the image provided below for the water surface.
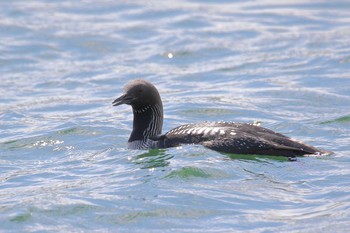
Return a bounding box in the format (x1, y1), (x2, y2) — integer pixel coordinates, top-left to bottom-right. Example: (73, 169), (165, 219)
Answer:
(1, 0), (350, 232)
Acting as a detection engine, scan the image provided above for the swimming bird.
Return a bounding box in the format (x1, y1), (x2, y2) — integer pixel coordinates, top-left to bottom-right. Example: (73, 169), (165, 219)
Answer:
(112, 79), (327, 158)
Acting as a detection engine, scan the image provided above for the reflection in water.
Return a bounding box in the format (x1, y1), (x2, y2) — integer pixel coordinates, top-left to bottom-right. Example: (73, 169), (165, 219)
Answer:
(132, 149), (174, 169)
(225, 152), (292, 162)
(165, 166), (230, 179)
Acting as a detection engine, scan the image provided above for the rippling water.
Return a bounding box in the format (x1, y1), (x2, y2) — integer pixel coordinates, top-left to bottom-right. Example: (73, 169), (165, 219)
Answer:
(1, 0), (350, 232)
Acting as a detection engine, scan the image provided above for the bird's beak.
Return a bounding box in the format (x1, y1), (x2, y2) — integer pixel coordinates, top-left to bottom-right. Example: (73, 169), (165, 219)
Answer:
(112, 93), (134, 106)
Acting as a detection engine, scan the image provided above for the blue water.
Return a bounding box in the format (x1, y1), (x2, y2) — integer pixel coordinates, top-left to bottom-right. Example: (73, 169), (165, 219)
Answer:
(1, 0), (350, 232)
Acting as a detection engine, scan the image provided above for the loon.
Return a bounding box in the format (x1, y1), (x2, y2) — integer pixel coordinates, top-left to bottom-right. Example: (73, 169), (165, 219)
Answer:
(112, 79), (327, 157)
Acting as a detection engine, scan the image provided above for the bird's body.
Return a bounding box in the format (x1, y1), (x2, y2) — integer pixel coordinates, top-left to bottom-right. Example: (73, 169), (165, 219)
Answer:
(113, 79), (328, 158)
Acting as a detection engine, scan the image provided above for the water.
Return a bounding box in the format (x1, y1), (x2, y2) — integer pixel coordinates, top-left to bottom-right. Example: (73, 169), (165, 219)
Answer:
(1, 0), (350, 232)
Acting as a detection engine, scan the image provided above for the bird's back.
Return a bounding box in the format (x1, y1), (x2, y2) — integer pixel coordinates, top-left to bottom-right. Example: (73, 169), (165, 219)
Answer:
(158, 122), (321, 157)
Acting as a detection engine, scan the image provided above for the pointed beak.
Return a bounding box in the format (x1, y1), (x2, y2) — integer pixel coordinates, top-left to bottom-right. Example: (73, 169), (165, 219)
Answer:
(112, 93), (134, 106)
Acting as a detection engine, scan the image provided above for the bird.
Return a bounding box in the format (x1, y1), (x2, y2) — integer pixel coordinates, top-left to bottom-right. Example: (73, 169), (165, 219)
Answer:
(112, 79), (328, 158)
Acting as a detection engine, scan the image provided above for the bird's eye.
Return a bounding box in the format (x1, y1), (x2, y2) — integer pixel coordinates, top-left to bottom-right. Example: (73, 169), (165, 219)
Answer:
(138, 89), (143, 93)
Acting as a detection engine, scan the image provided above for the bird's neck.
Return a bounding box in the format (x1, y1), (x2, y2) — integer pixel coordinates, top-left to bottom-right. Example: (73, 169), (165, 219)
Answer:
(129, 103), (163, 142)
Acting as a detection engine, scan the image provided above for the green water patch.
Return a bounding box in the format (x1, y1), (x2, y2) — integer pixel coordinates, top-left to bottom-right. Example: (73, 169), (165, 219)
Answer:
(56, 126), (99, 136)
(0, 138), (31, 150)
(224, 153), (293, 162)
(0, 135), (56, 151)
(115, 207), (215, 225)
(10, 212), (32, 223)
(9, 204), (98, 223)
(320, 115), (350, 124)
(132, 149), (174, 169)
(0, 139), (20, 149)
(165, 166), (229, 179)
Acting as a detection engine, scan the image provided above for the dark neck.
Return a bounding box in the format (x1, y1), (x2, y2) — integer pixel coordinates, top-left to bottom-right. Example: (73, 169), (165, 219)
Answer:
(129, 103), (163, 142)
